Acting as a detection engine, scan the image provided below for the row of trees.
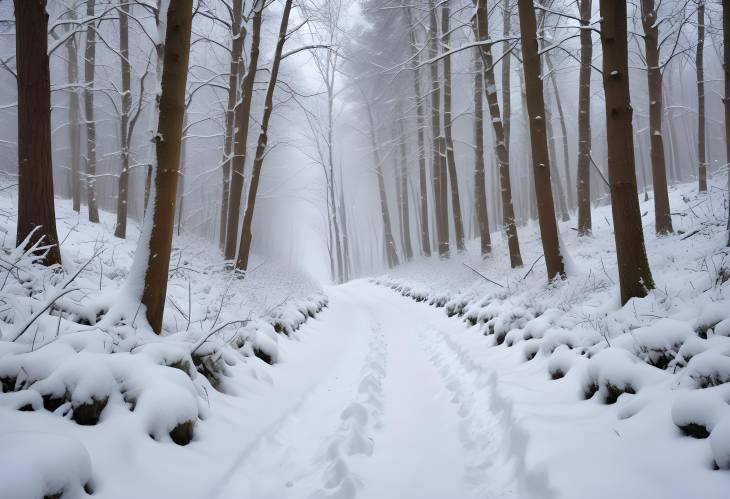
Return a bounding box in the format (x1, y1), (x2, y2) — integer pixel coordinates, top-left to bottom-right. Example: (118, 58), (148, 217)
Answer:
(340, 0), (729, 303)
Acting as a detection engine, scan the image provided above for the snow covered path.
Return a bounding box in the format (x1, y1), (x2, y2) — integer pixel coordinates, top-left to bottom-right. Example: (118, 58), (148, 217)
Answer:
(214, 280), (524, 499)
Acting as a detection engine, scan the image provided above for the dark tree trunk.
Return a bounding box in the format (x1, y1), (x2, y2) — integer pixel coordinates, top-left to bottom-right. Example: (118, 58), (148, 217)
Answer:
(475, 0), (523, 267)
(14, 0), (62, 267)
(65, 8), (81, 213)
(599, 0), (655, 304)
(225, 4), (263, 261)
(502, 0), (512, 159)
(115, 0), (131, 238)
(236, 0), (293, 272)
(576, 0), (593, 235)
(442, 3), (465, 252)
(473, 48), (491, 257)
(517, 0), (565, 280)
(218, 0), (244, 249)
(725, 0), (730, 245)
(407, 8), (431, 257)
(429, 0), (449, 257)
(398, 119), (414, 261)
(140, 0), (193, 332)
(640, 0), (673, 234)
(84, 0), (100, 223)
(697, 1), (707, 192)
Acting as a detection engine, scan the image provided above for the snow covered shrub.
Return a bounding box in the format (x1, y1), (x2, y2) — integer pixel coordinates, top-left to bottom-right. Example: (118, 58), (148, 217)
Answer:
(582, 348), (663, 404)
(548, 346), (577, 380)
(710, 414), (730, 469)
(694, 301), (730, 339)
(671, 388), (730, 439)
(0, 432), (93, 499)
(613, 318), (694, 370)
(684, 350), (730, 388)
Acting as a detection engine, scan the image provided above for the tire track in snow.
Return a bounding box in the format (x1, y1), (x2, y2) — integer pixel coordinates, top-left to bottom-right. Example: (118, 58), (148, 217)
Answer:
(420, 327), (520, 499)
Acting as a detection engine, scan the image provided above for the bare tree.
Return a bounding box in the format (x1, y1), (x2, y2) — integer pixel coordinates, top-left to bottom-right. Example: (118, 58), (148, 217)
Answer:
(64, 6), (81, 213)
(576, 0), (593, 236)
(235, 0), (294, 272)
(517, 0), (564, 280)
(474, 0), (523, 267)
(473, 47), (491, 257)
(14, 0), (62, 267)
(697, 0), (707, 192)
(83, 0), (100, 223)
(138, 0), (193, 332)
(429, 0), (448, 257)
(599, 0), (655, 303)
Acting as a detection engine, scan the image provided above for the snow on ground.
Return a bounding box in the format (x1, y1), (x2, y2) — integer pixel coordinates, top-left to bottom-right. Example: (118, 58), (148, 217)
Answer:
(0, 183), (327, 499)
(376, 177), (730, 498)
(1, 175), (730, 499)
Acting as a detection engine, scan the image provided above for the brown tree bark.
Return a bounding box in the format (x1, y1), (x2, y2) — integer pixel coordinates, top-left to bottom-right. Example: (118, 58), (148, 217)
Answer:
(429, 0), (449, 257)
(576, 0), (592, 235)
(365, 100), (399, 268)
(84, 0), (100, 223)
(517, 0), (564, 280)
(442, 3), (465, 252)
(235, 0), (293, 271)
(115, 0), (131, 238)
(640, 0), (673, 234)
(398, 118), (414, 261)
(697, 1), (707, 192)
(725, 0), (730, 245)
(407, 8), (431, 257)
(65, 8), (81, 213)
(225, 3), (263, 261)
(502, 0), (511, 159)
(599, 0), (655, 304)
(14, 0), (62, 267)
(473, 48), (492, 256)
(475, 0), (523, 267)
(140, 0), (193, 333)
(218, 0), (244, 249)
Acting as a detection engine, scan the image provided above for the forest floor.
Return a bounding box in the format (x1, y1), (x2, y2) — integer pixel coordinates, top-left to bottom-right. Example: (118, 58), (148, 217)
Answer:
(2, 178), (730, 499)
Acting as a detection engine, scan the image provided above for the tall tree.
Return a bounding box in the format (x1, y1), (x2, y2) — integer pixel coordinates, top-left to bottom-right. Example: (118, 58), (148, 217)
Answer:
(14, 0), (62, 267)
(639, 0), (673, 234)
(724, 0), (730, 246)
(224, 1), (264, 261)
(429, 0), (449, 256)
(517, 0), (564, 280)
(137, 0), (193, 332)
(473, 47), (491, 256)
(576, 0), (593, 235)
(398, 117), (414, 261)
(599, 0), (655, 304)
(406, 7), (431, 257)
(115, 0), (132, 238)
(697, 1), (707, 192)
(474, 0), (523, 267)
(65, 7), (81, 213)
(235, 0), (293, 272)
(218, 0), (244, 249)
(83, 0), (100, 223)
(441, 3), (465, 252)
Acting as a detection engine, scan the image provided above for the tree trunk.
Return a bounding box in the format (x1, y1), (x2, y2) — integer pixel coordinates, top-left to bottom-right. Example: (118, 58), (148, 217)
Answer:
(365, 100), (399, 268)
(725, 0), (730, 245)
(65, 8), (81, 213)
(640, 0), (673, 234)
(576, 0), (592, 235)
(429, 0), (449, 257)
(326, 67), (344, 282)
(115, 0), (131, 238)
(545, 97), (571, 222)
(14, 0), (62, 267)
(407, 8), (431, 257)
(338, 165), (351, 280)
(473, 48), (492, 257)
(599, 0), (655, 304)
(139, 0), (193, 333)
(235, 0), (293, 272)
(502, 0), (511, 159)
(84, 0), (100, 223)
(218, 0), (244, 249)
(225, 3), (263, 261)
(545, 52), (574, 210)
(442, 3), (465, 252)
(697, 1), (707, 192)
(475, 0), (523, 267)
(517, 0), (565, 280)
(398, 119), (414, 261)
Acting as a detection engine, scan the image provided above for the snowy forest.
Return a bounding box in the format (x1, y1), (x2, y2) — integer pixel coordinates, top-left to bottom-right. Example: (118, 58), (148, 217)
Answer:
(1, 0), (730, 497)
